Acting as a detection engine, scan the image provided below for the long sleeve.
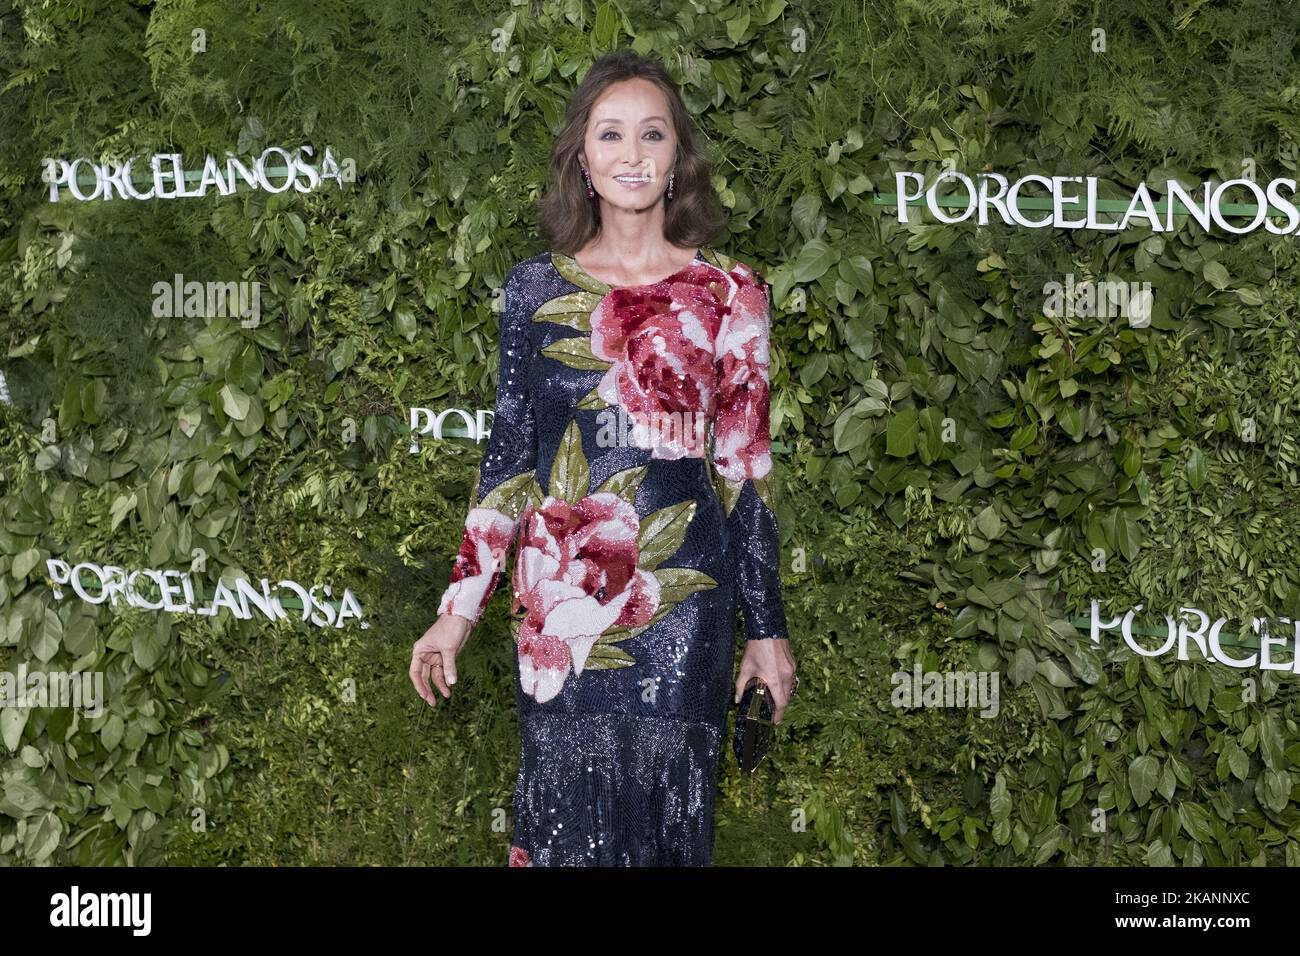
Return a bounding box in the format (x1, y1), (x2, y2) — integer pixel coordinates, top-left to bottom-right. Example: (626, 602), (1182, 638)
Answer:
(712, 264), (789, 642)
(437, 265), (540, 625)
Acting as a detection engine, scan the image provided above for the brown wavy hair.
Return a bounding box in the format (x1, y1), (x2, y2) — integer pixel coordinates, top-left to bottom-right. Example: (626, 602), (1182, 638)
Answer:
(536, 49), (728, 255)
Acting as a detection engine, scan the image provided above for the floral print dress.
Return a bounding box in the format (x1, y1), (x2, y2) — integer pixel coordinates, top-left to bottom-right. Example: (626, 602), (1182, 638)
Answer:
(437, 246), (788, 866)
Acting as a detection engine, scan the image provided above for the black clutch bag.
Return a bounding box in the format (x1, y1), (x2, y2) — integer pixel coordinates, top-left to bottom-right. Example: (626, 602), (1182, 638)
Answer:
(732, 677), (774, 773)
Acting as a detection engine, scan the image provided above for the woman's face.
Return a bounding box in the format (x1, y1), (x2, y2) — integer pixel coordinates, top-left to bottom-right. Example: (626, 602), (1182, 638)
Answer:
(579, 78), (678, 213)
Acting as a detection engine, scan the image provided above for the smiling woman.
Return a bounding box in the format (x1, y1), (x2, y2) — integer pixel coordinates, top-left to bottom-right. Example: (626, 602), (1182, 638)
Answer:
(410, 49), (797, 868)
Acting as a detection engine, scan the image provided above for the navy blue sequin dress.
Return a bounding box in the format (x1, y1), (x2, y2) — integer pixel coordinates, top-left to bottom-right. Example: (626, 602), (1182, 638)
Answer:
(438, 246), (788, 866)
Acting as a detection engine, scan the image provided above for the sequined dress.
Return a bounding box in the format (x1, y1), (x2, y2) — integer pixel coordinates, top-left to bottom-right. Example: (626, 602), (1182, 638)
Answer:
(437, 246), (788, 866)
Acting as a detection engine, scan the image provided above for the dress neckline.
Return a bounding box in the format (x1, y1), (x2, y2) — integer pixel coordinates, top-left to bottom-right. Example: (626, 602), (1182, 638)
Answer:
(562, 247), (706, 290)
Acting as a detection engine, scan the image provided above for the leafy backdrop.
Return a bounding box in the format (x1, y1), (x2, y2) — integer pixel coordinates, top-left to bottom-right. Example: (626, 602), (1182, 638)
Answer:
(2, 0), (1300, 865)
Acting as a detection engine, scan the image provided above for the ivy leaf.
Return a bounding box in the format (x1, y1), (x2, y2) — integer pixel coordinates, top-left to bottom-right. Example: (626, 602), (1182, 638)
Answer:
(1261, 770), (1292, 813)
(836, 255), (874, 297)
(1157, 762), (1177, 801)
(1101, 507), (1141, 561)
(1008, 420), (1038, 451)
(799, 352), (828, 388)
(592, 1), (620, 48)
(1117, 439), (1141, 477)
(1058, 404), (1083, 441)
(975, 505), (1003, 540)
(0, 706), (29, 753)
(1145, 839), (1174, 866)
(1129, 754), (1159, 806)
(1186, 446), (1207, 490)
(233, 395), (265, 437)
(220, 384), (251, 421)
(1033, 827), (1061, 864)
(1009, 647), (1037, 684)
(12, 548), (41, 580)
(132, 616), (169, 671)
(1260, 711), (1285, 771)
(792, 238), (838, 283)
(101, 713), (124, 751)
(990, 772), (1012, 822)
(1227, 743), (1249, 781)
(236, 114), (264, 154)
(724, 8), (750, 43)
(393, 308), (417, 342)
(885, 407), (917, 457)
(26, 811), (62, 863)
(1036, 658), (1077, 688)
(843, 315), (875, 360)
(1202, 261), (1230, 290)
(833, 410), (873, 452)
(1178, 802), (1216, 843)
(711, 57), (743, 103)
(33, 607), (61, 663)
(109, 493), (137, 532)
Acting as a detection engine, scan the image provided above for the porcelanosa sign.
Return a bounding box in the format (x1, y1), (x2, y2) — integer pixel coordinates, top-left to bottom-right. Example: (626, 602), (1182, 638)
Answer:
(894, 172), (1300, 235)
(43, 145), (349, 203)
(46, 560), (367, 629)
(1089, 599), (1299, 672)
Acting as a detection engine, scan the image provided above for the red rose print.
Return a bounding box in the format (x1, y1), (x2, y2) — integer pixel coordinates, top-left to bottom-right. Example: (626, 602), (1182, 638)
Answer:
(711, 264), (772, 482)
(586, 259), (772, 482)
(590, 263), (732, 460)
(511, 492), (661, 702)
(508, 845), (532, 866)
(438, 507), (517, 622)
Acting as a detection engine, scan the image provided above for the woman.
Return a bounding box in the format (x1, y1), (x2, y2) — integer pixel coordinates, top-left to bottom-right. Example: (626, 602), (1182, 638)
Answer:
(409, 49), (797, 866)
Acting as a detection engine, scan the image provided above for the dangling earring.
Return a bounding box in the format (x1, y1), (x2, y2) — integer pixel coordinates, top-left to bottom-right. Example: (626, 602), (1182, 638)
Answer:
(666, 172), (675, 200)
(581, 164), (595, 198)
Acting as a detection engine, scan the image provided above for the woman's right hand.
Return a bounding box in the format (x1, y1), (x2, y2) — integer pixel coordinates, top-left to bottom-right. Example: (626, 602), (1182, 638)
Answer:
(410, 613), (474, 708)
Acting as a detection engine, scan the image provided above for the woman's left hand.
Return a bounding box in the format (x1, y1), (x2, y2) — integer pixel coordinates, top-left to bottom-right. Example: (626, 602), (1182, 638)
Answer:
(735, 638), (797, 725)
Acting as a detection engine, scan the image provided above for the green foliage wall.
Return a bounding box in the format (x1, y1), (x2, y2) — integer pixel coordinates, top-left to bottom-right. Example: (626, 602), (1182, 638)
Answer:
(2, 0), (1300, 866)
